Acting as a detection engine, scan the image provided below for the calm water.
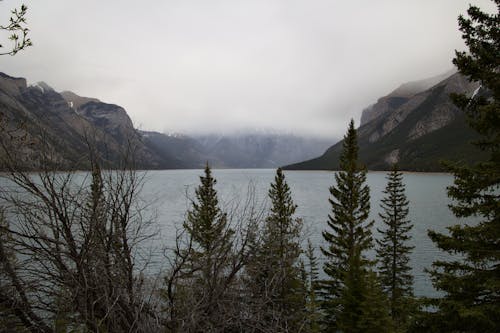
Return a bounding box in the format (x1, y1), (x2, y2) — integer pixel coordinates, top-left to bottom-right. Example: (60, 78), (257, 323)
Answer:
(141, 169), (468, 297)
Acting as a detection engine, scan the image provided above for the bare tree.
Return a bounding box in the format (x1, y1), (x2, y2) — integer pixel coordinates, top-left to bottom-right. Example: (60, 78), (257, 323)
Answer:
(0, 136), (161, 332)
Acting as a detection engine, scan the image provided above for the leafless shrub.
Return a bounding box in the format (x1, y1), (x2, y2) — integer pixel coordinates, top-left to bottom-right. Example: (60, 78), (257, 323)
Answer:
(0, 137), (161, 332)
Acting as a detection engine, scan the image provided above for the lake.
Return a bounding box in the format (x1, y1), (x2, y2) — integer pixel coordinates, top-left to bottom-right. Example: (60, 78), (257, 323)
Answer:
(141, 169), (467, 297)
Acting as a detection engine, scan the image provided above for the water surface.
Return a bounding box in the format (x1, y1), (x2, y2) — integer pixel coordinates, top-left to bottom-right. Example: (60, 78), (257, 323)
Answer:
(142, 169), (466, 297)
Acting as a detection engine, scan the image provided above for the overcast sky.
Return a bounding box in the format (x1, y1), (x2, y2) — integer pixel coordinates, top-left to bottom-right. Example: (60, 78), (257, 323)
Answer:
(1, 0), (496, 138)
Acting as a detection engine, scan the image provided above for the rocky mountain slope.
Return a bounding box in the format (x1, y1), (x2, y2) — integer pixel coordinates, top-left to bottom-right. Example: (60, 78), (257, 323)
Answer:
(360, 70), (455, 125)
(0, 72), (171, 169)
(139, 131), (209, 168)
(1, 72), (331, 170)
(285, 72), (485, 171)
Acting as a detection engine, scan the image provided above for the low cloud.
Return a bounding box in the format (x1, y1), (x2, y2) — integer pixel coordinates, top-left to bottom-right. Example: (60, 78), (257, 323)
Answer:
(2, 0), (496, 138)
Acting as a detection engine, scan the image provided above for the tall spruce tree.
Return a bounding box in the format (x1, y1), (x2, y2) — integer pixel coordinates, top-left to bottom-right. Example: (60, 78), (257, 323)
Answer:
(248, 168), (306, 331)
(376, 165), (414, 330)
(422, 1), (500, 332)
(320, 119), (386, 332)
(181, 163), (235, 330)
(184, 163), (232, 255)
(358, 270), (393, 333)
(305, 239), (321, 333)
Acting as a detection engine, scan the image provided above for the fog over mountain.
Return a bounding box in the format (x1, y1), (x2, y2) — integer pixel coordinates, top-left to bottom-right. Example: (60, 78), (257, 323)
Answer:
(285, 71), (486, 171)
(0, 71), (335, 170)
(1, 0), (497, 137)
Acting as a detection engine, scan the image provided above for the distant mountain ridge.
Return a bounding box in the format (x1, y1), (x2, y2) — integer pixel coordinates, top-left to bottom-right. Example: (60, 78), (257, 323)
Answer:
(192, 132), (333, 168)
(60, 90), (100, 109)
(0, 72), (170, 169)
(285, 71), (485, 171)
(0, 72), (332, 170)
(6, 69), (478, 172)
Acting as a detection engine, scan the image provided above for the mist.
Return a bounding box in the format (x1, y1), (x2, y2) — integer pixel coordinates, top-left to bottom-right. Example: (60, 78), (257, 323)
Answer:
(1, 0), (496, 138)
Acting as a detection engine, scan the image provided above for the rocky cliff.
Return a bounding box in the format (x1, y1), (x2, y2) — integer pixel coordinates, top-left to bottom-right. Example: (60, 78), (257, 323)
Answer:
(285, 72), (485, 171)
(360, 70), (455, 125)
(0, 73), (173, 169)
(1, 72), (333, 170)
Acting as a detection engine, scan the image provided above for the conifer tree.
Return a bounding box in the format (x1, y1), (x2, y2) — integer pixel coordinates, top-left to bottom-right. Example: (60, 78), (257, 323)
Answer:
(376, 165), (415, 330)
(181, 163), (235, 330)
(320, 119), (383, 332)
(358, 271), (393, 333)
(184, 163), (233, 255)
(423, 1), (500, 332)
(305, 239), (321, 333)
(248, 168), (305, 331)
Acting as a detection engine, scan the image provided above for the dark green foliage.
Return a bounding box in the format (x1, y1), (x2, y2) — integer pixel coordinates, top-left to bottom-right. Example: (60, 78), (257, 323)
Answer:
(184, 163), (232, 254)
(305, 239), (321, 333)
(358, 271), (393, 333)
(320, 119), (384, 332)
(376, 165), (415, 329)
(173, 164), (237, 331)
(423, 1), (500, 332)
(264, 168), (302, 262)
(247, 167), (306, 331)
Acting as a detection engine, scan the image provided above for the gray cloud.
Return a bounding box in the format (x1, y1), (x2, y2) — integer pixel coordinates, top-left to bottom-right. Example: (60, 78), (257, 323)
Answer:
(1, 0), (496, 138)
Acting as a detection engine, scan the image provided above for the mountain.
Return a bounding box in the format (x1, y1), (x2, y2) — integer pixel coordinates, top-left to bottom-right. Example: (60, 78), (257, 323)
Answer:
(285, 72), (485, 171)
(1, 72), (331, 170)
(60, 90), (100, 109)
(360, 70), (455, 125)
(138, 131), (334, 169)
(194, 132), (333, 168)
(139, 131), (209, 168)
(0, 72), (171, 169)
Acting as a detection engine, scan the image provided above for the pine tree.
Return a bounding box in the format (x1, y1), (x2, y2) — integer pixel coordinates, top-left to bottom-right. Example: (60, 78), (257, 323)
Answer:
(376, 164), (415, 330)
(305, 239), (321, 333)
(265, 167), (303, 299)
(184, 163), (232, 255)
(358, 271), (393, 333)
(423, 1), (500, 332)
(248, 168), (305, 331)
(320, 119), (382, 332)
(181, 163), (235, 330)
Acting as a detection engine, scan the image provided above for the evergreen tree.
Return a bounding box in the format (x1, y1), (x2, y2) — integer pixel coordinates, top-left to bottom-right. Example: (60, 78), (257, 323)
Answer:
(376, 164), (415, 330)
(184, 163), (233, 255)
(358, 271), (393, 333)
(320, 119), (384, 332)
(422, 1), (500, 332)
(181, 163), (235, 330)
(305, 239), (321, 333)
(247, 168), (306, 331)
